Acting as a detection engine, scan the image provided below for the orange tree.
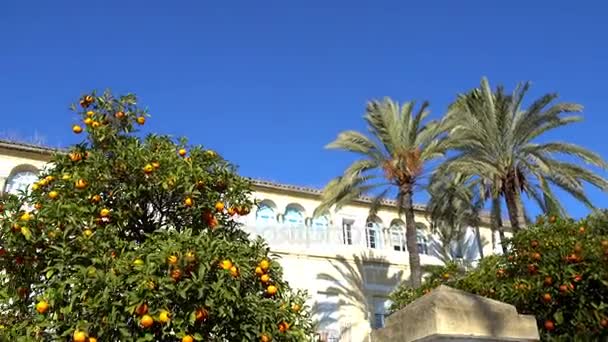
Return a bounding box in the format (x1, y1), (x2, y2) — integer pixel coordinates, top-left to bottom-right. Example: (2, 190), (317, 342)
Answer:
(389, 212), (608, 341)
(0, 91), (314, 342)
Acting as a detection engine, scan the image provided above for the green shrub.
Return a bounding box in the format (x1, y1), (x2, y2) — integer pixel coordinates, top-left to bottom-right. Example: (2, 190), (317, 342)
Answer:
(0, 91), (314, 341)
(390, 212), (608, 341)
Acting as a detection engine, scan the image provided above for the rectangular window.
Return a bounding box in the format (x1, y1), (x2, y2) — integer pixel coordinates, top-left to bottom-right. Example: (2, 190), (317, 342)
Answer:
(367, 229), (377, 249)
(391, 231), (405, 252)
(342, 220), (353, 245)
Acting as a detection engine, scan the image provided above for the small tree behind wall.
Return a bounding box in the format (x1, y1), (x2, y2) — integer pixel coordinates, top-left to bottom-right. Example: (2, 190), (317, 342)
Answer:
(0, 91), (314, 342)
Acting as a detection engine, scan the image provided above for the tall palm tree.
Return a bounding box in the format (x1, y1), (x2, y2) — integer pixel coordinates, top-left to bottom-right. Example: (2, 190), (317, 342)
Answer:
(314, 98), (449, 288)
(426, 172), (486, 260)
(443, 77), (608, 231)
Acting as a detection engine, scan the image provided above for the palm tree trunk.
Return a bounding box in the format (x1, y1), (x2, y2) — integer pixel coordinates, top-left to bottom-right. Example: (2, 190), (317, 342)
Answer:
(401, 186), (422, 288)
(503, 185), (524, 232)
(474, 225), (484, 259)
(491, 197), (508, 254)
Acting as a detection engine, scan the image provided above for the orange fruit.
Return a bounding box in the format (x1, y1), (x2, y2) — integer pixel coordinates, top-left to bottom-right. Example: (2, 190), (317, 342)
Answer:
(143, 164), (154, 174)
(220, 259), (232, 270)
(20, 212), (31, 221)
(227, 207), (236, 216)
(442, 273), (450, 280)
(579, 226), (585, 234)
(205, 150), (216, 158)
(531, 252), (541, 261)
(259, 259), (270, 271)
(73, 331), (87, 342)
(291, 304), (301, 312)
(171, 269), (182, 282)
(255, 267), (264, 276)
(601, 319), (608, 328)
(184, 197), (193, 207)
(133, 258), (144, 267)
(84, 118), (93, 125)
(48, 191), (59, 199)
(152, 161), (160, 169)
(260, 274), (270, 284)
(167, 255), (178, 265)
(90, 194), (101, 204)
(230, 265), (239, 277)
(34, 203), (42, 210)
(100, 208), (110, 217)
(115, 111), (125, 119)
(182, 336), (193, 342)
(72, 125), (83, 134)
(260, 333), (272, 342)
(45, 175), (55, 182)
(31, 183), (40, 191)
(544, 276), (553, 286)
(36, 300), (49, 314)
(159, 310), (171, 324)
(140, 314), (154, 328)
(178, 148), (187, 157)
(267, 285), (278, 295)
(136, 116), (146, 125)
(75, 179), (87, 190)
(215, 201), (225, 212)
(89, 338), (98, 342)
(542, 293), (552, 303)
(544, 320), (555, 331)
(69, 152), (82, 162)
(83, 229), (93, 237)
(559, 284), (569, 293)
(86, 111), (95, 117)
(135, 303), (148, 316)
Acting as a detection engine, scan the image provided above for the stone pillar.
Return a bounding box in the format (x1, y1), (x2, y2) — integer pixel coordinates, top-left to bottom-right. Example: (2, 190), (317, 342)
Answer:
(371, 285), (539, 342)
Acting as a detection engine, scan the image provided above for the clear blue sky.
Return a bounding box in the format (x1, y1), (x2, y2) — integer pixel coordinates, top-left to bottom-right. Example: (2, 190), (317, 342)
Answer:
(1, 0), (606, 218)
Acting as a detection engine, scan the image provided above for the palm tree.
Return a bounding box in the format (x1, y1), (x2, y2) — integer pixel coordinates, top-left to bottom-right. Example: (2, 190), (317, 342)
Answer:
(443, 77), (608, 231)
(314, 98), (449, 287)
(426, 172), (486, 260)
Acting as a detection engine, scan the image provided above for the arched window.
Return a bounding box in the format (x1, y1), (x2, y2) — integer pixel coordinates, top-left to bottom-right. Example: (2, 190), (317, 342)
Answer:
(416, 223), (429, 255)
(4, 168), (39, 195)
(284, 204), (305, 228)
(255, 201), (277, 226)
(312, 215), (329, 231)
(366, 217), (383, 249)
(389, 219), (406, 252)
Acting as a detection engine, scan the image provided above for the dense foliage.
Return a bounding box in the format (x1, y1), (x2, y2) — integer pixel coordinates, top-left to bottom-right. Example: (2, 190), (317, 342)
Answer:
(0, 92), (314, 341)
(390, 211), (608, 341)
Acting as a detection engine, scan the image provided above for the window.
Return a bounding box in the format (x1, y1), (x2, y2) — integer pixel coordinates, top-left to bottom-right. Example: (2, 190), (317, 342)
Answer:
(284, 206), (304, 227)
(415, 223), (429, 255)
(312, 216), (329, 230)
(342, 219), (353, 245)
(390, 220), (406, 252)
(255, 203), (276, 226)
(4, 170), (38, 195)
(391, 228), (406, 252)
(366, 220), (382, 249)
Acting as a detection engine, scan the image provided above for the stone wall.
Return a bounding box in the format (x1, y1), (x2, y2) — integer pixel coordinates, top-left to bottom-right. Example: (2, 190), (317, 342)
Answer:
(371, 286), (540, 342)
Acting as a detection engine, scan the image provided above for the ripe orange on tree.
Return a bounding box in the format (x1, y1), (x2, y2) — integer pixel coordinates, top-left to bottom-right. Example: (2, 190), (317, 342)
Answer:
(178, 148), (187, 157)
(260, 274), (270, 284)
(159, 310), (171, 324)
(115, 111), (125, 119)
(135, 303), (148, 316)
(36, 300), (49, 314)
(255, 266), (264, 276)
(260, 333), (272, 342)
(140, 314), (154, 328)
(259, 259), (270, 271)
(215, 201), (225, 212)
(167, 255), (178, 265)
(182, 336), (193, 342)
(184, 197), (193, 207)
(195, 307), (208, 321)
(136, 116), (146, 125)
(230, 265), (239, 277)
(75, 179), (87, 190)
(72, 125), (83, 134)
(48, 190), (59, 199)
(220, 259), (233, 270)
(73, 331), (87, 342)
(544, 320), (555, 331)
(267, 285), (278, 296)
